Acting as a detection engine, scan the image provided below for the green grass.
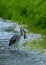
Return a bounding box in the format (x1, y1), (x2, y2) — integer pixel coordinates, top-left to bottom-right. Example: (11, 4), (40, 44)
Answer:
(0, 0), (46, 33)
(22, 37), (46, 51)
(0, 0), (46, 51)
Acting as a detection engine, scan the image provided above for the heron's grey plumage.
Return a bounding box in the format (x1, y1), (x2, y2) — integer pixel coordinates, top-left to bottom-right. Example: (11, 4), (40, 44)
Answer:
(9, 27), (26, 46)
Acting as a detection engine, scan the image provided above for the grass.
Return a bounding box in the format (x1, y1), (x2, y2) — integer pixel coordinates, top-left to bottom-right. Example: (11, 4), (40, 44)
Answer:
(0, 0), (46, 51)
(22, 37), (46, 51)
(0, 0), (46, 32)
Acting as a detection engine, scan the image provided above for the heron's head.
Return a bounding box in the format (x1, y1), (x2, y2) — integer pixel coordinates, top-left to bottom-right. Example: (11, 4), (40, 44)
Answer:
(20, 27), (27, 39)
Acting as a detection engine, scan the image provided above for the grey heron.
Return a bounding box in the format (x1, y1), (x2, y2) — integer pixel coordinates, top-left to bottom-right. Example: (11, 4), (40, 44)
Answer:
(9, 27), (27, 46)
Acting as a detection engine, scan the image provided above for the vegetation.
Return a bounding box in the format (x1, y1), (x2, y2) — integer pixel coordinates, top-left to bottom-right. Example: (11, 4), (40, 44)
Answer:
(0, 0), (46, 34)
(22, 36), (46, 51)
(0, 0), (46, 51)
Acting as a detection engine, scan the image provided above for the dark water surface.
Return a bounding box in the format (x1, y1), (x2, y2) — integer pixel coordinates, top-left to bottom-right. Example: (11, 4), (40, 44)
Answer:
(0, 18), (46, 65)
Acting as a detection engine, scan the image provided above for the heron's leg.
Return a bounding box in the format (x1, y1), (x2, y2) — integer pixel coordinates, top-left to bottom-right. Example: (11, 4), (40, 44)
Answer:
(12, 46), (14, 50)
(15, 43), (19, 50)
(10, 45), (16, 51)
(9, 45), (14, 50)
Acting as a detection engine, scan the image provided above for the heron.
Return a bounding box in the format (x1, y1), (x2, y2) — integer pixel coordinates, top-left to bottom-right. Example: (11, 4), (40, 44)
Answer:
(8, 27), (27, 46)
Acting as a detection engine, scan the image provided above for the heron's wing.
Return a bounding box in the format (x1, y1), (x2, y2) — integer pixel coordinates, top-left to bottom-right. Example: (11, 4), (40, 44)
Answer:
(9, 34), (20, 44)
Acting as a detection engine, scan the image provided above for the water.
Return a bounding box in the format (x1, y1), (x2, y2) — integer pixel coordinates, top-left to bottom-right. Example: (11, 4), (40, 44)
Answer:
(0, 18), (46, 65)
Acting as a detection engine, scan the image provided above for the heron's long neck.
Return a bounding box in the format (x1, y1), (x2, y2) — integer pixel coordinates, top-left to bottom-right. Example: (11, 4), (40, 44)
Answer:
(20, 28), (24, 36)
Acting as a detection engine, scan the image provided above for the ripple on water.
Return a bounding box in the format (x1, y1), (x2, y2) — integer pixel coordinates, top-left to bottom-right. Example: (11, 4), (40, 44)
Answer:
(0, 18), (46, 65)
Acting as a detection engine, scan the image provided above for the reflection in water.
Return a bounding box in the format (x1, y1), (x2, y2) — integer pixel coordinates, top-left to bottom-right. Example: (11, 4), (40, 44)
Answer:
(0, 18), (46, 65)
